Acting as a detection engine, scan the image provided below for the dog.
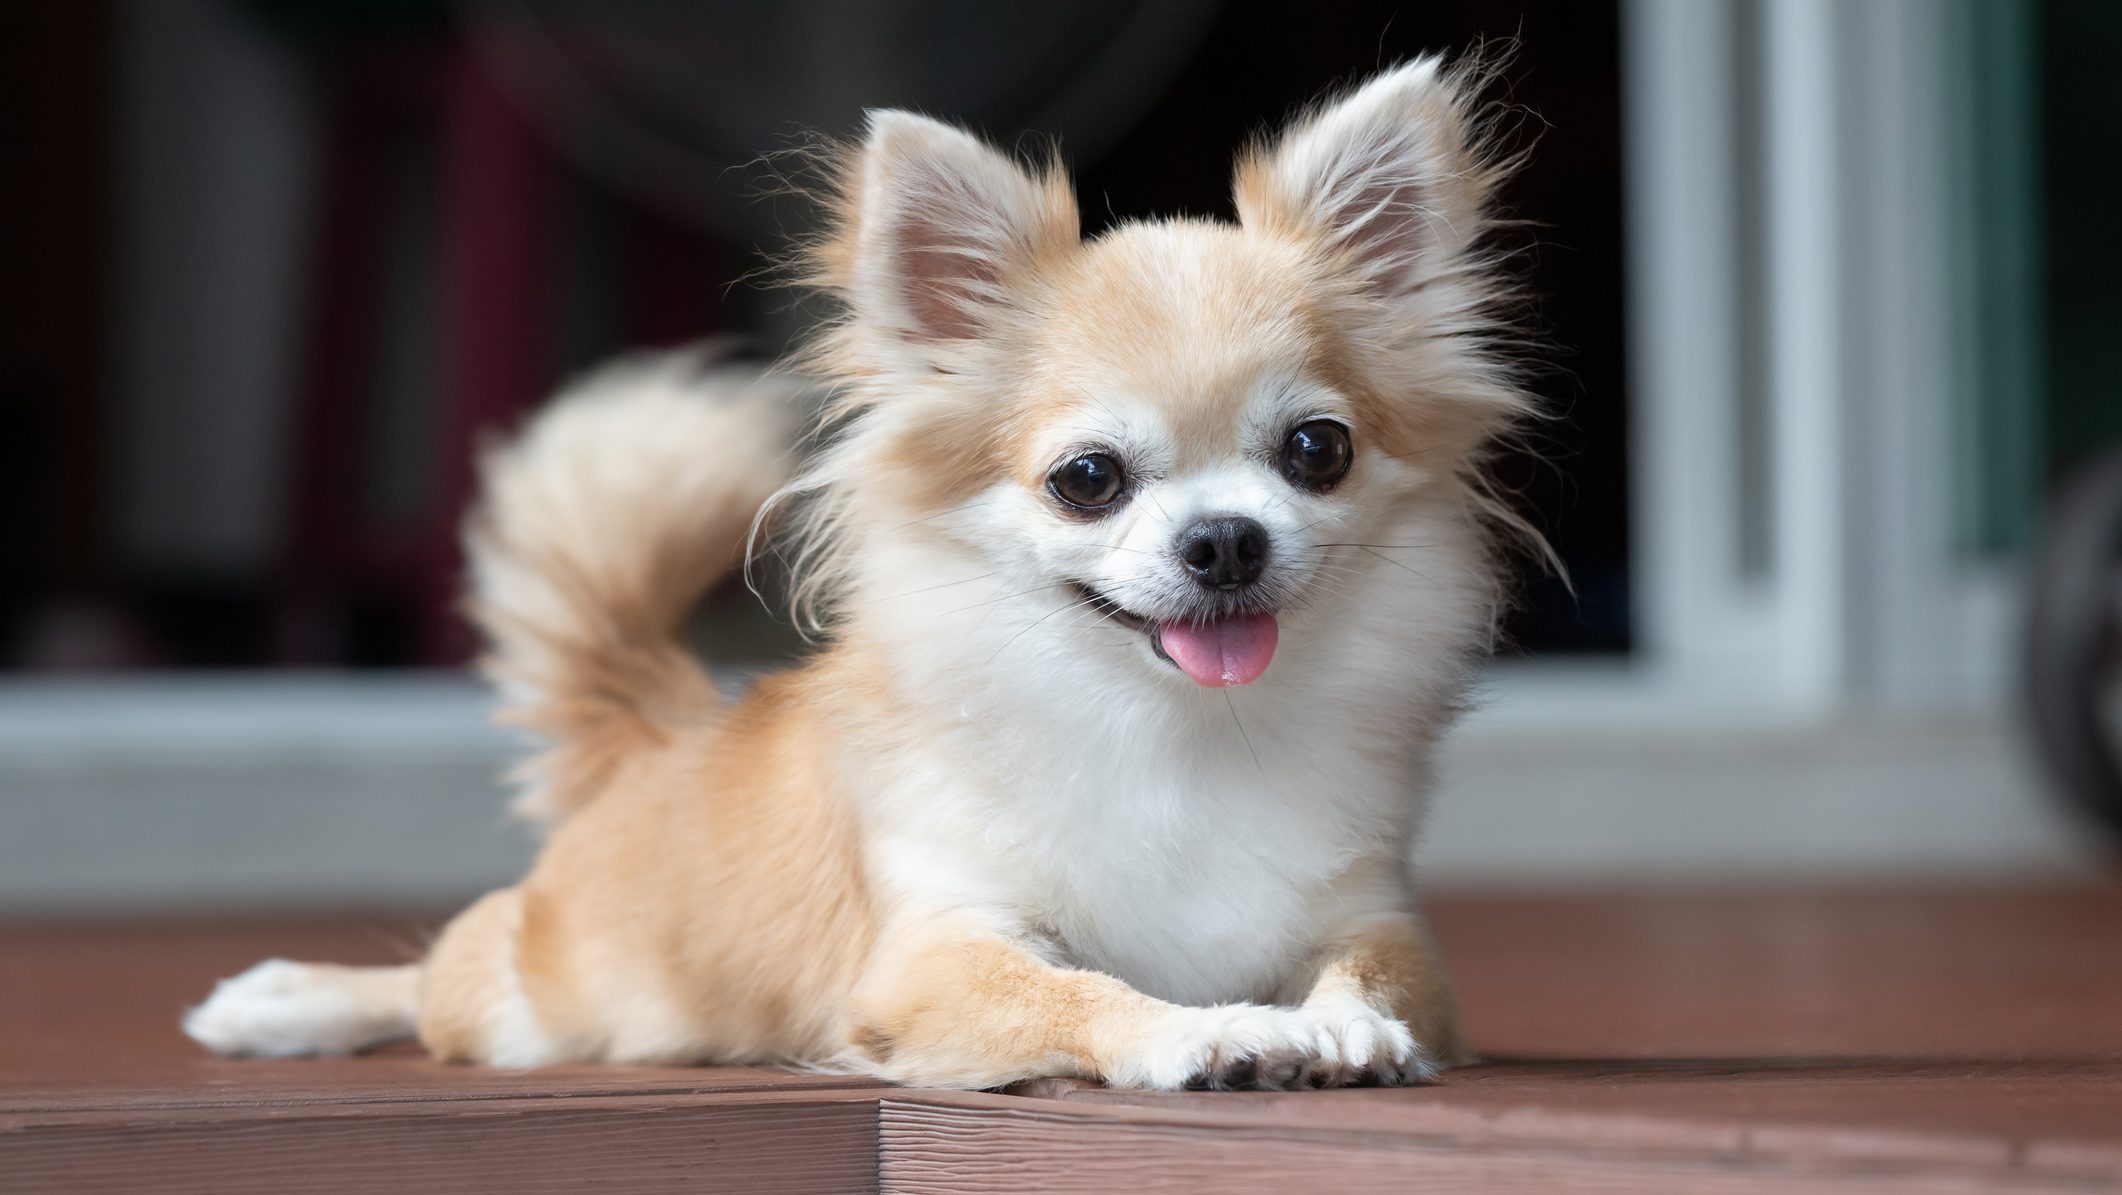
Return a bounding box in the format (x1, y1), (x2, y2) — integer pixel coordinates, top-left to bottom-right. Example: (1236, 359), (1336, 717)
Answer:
(186, 56), (1531, 1091)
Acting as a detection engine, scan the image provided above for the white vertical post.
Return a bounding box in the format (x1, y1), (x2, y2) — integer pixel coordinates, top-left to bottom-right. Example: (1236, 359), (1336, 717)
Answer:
(1760, 0), (1855, 703)
(1623, 0), (1778, 692)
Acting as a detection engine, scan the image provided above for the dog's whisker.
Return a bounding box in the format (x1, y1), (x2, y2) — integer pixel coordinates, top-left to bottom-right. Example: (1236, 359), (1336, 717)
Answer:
(1311, 543), (1438, 551)
(863, 571), (1001, 604)
(986, 592), (1112, 663)
(1224, 690), (1264, 776)
(882, 495), (996, 534)
(933, 581), (1074, 619)
(1354, 546), (1434, 581)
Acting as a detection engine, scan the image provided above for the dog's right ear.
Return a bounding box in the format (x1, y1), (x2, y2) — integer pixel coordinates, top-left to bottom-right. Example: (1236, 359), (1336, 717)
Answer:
(833, 112), (1079, 354)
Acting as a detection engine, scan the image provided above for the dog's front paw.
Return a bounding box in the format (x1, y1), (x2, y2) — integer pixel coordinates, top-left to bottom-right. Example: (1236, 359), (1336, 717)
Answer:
(1105, 1003), (1332, 1091)
(1103, 1001), (1447, 1092)
(1294, 998), (1437, 1088)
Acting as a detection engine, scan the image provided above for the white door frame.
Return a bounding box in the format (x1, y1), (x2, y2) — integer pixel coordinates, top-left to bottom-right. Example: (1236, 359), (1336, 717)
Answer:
(1618, 0), (2017, 714)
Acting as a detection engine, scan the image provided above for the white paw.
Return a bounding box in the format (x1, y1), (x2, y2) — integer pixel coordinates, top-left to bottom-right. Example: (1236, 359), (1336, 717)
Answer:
(1106, 1004), (1332, 1091)
(182, 959), (406, 1058)
(1104, 1001), (1440, 1091)
(1295, 997), (1436, 1088)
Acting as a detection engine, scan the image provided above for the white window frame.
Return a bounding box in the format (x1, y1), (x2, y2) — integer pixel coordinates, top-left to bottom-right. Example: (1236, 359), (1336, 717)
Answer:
(1608, 0), (2016, 716)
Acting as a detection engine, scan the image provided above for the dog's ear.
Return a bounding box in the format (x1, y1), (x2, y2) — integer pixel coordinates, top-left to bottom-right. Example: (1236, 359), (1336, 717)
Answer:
(1235, 59), (1492, 299)
(839, 111), (1079, 347)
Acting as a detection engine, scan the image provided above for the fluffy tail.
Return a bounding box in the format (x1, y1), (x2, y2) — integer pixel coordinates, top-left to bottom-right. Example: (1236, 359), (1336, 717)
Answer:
(466, 349), (802, 823)
(181, 352), (798, 1062)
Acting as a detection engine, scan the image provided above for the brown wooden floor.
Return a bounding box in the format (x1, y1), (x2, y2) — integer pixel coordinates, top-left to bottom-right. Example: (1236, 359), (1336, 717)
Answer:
(5, 884), (2120, 1192)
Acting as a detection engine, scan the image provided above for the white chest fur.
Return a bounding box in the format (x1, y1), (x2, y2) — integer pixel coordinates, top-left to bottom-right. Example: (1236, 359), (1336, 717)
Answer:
(1031, 746), (1393, 1007)
(866, 672), (1428, 1009)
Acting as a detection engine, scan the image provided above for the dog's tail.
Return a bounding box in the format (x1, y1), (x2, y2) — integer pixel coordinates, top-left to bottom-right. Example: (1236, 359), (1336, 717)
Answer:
(466, 348), (801, 823)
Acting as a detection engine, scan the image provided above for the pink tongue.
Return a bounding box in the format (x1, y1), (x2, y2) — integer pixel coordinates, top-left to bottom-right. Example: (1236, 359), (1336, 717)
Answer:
(1156, 613), (1279, 687)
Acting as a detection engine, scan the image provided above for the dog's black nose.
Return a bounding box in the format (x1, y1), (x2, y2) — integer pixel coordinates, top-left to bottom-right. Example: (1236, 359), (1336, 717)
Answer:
(1177, 516), (1270, 590)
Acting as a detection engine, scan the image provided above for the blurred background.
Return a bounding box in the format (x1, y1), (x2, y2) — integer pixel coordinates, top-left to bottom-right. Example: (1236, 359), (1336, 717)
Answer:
(2, 0), (2117, 912)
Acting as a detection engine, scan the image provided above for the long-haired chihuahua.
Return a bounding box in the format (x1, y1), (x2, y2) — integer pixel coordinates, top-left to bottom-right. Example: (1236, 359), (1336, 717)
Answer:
(187, 56), (1532, 1091)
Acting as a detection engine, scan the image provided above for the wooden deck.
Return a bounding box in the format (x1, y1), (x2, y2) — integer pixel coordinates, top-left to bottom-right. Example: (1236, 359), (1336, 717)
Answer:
(5, 884), (2120, 1192)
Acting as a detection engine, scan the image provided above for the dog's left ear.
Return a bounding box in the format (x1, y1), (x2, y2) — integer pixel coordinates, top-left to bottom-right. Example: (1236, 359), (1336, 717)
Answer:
(1235, 59), (1491, 299)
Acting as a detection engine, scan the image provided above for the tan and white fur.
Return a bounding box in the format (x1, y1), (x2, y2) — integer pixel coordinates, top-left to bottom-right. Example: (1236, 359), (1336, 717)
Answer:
(187, 58), (1530, 1091)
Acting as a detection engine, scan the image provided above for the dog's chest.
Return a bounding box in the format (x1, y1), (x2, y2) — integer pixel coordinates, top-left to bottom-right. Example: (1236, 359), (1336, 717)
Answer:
(1045, 832), (1321, 1007)
(992, 743), (1397, 1008)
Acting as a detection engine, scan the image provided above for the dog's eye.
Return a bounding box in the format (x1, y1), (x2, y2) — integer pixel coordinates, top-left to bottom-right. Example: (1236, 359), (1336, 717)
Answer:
(1280, 421), (1353, 492)
(1050, 453), (1126, 511)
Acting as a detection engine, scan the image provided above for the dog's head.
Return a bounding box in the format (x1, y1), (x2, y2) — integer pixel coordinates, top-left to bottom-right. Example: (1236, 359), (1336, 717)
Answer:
(788, 59), (1530, 695)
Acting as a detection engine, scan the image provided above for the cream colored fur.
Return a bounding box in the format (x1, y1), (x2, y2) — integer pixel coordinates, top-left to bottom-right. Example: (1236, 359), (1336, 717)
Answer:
(187, 58), (1525, 1091)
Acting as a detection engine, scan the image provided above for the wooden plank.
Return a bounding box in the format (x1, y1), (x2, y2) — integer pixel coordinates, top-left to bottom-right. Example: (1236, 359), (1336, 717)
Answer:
(1009, 1059), (2122, 1161)
(0, 914), (885, 1113)
(0, 1044), (886, 1115)
(880, 1092), (2116, 1194)
(0, 1090), (880, 1195)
